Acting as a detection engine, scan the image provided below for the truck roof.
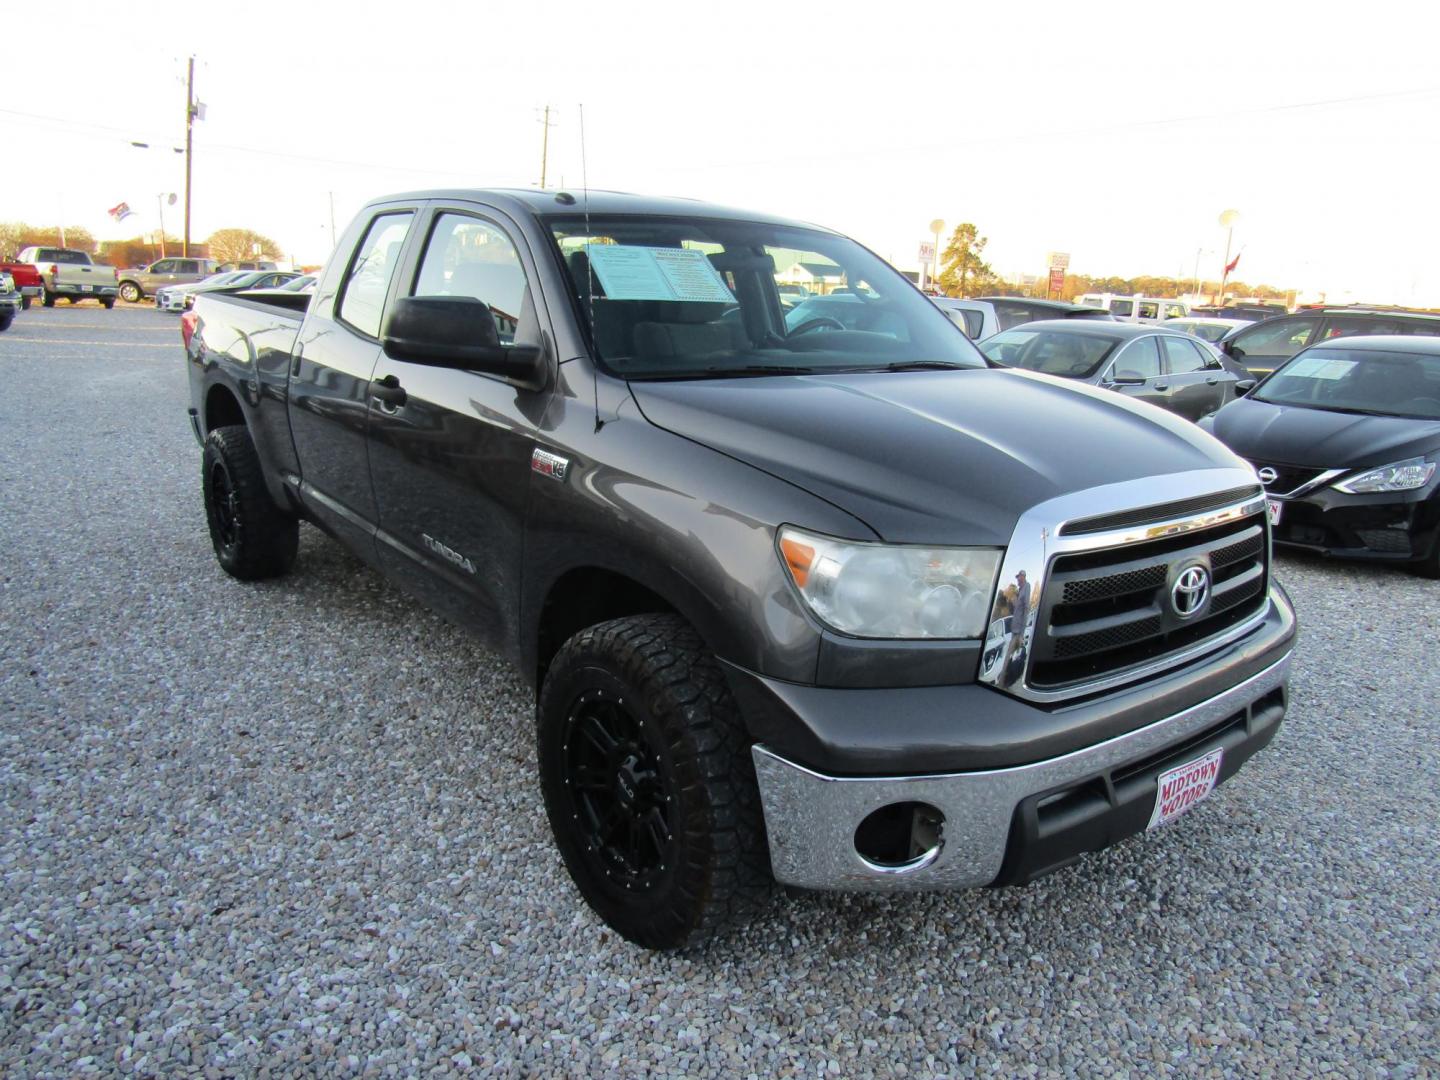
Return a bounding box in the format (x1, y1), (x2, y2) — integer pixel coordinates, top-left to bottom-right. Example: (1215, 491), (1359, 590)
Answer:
(370, 188), (832, 233)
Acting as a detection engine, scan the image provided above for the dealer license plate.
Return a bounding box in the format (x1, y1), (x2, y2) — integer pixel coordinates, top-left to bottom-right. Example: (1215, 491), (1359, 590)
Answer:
(1148, 747), (1224, 829)
(1266, 499), (1283, 526)
(81, 284), (93, 292)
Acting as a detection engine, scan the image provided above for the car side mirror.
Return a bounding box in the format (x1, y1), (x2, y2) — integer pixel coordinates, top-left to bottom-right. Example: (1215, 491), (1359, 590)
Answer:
(382, 296), (546, 389)
(1234, 379), (1257, 396)
(1110, 373), (1147, 386)
(1223, 341), (1241, 359)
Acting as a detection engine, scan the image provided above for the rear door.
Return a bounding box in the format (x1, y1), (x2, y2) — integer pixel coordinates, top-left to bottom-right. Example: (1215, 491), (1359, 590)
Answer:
(366, 203), (552, 649)
(288, 205), (419, 552)
(1102, 336), (1169, 410)
(1160, 335), (1228, 420)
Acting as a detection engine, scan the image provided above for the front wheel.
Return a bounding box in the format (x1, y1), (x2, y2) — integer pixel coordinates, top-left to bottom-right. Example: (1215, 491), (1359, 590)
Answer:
(201, 425), (299, 580)
(118, 282), (141, 303)
(538, 614), (772, 949)
(0, 314), (12, 332)
(20, 296), (31, 310)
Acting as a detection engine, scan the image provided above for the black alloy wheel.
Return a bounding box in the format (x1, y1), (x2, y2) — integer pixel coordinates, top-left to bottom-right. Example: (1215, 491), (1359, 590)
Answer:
(563, 688), (677, 892)
(538, 614), (772, 949)
(201, 425), (299, 580)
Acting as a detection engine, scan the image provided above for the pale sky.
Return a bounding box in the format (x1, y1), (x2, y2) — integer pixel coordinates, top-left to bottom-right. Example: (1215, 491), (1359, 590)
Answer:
(7, 1), (1440, 305)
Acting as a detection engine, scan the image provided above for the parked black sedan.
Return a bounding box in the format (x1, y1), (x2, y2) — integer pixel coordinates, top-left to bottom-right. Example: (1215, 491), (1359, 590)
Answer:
(1201, 336), (1440, 575)
(978, 320), (1250, 422)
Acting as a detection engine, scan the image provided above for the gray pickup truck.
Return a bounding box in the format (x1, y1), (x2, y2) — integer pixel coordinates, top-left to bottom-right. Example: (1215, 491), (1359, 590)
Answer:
(184, 189), (1296, 949)
(17, 246), (120, 307)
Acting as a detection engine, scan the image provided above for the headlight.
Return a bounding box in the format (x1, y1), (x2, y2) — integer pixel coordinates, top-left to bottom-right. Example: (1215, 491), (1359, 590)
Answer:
(1332, 457), (1436, 494)
(778, 526), (1001, 639)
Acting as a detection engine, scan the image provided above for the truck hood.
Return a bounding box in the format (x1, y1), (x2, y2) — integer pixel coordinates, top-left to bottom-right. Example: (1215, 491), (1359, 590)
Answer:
(1209, 397), (1440, 470)
(629, 369), (1241, 545)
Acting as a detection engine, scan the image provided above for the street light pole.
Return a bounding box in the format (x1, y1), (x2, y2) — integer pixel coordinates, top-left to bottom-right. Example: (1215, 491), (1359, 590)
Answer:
(156, 194), (167, 258)
(184, 55), (195, 257)
(928, 218), (944, 292)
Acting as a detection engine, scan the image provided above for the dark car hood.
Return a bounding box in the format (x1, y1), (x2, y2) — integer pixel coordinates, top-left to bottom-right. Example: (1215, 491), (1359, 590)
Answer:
(630, 369), (1243, 545)
(1210, 398), (1440, 469)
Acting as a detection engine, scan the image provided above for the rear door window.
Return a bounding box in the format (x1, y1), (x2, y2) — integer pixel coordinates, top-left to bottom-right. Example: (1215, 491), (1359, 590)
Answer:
(1110, 299), (1134, 317)
(1320, 316), (1402, 342)
(337, 212), (415, 339)
(994, 302), (1038, 330)
(1161, 336), (1207, 374)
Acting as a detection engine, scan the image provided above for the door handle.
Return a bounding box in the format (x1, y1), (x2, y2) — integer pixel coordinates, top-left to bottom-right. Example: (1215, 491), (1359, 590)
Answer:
(370, 374), (407, 407)
(1205, 377), (1219, 385)
(1153, 383), (1170, 391)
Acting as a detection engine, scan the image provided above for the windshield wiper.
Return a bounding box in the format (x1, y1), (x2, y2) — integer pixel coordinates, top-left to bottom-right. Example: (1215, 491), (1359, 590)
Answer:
(854, 360), (974, 372)
(635, 364), (818, 381)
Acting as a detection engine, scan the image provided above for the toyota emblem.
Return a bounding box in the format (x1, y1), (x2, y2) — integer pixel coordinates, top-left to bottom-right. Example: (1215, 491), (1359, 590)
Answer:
(1171, 565), (1210, 618)
(1257, 466), (1278, 485)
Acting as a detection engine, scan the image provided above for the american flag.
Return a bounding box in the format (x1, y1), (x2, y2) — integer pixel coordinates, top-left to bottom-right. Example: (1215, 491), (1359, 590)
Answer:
(108, 202), (134, 222)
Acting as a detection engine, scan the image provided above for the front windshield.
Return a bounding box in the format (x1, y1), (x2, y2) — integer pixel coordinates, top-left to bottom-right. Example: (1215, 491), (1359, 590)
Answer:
(547, 214), (984, 379)
(1253, 347), (1440, 420)
(980, 328), (1119, 378)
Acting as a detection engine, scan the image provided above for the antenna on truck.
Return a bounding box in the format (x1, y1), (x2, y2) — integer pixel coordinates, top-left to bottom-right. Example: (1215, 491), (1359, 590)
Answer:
(580, 102), (603, 433)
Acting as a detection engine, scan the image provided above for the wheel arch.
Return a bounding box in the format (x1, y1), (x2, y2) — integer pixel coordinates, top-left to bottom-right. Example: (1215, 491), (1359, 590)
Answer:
(527, 559), (736, 692)
(203, 382), (247, 434)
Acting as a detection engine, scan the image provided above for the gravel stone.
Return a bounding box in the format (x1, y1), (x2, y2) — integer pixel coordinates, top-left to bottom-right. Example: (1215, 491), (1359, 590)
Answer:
(1, 305), (1437, 1076)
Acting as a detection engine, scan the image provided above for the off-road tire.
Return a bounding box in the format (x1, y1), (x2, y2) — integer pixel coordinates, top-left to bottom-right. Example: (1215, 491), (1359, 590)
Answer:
(538, 614), (772, 949)
(118, 282), (142, 304)
(201, 425), (299, 580)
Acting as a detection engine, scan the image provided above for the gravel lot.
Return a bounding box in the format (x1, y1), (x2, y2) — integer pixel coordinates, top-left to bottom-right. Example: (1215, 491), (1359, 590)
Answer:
(1, 304), (1437, 1076)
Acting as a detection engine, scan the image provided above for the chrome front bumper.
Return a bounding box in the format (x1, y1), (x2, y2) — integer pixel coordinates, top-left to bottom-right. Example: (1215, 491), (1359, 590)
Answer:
(751, 651), (1292, 891)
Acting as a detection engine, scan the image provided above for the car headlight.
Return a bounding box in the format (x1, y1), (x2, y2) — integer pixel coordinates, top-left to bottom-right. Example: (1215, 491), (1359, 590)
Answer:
(1332, 457), (1436, 494)
(778, 526), (1001, 639)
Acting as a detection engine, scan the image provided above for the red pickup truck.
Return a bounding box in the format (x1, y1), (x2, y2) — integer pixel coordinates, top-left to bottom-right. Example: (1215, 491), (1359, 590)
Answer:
(0, 260), (43, 309)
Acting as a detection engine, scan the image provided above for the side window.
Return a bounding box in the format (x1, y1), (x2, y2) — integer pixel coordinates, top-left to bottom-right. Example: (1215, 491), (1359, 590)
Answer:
(412, 213), (531, 345)
(1162, 336), (1206, 374)
(1138, 301), (1159, 320)
(180, 260), (200, 274)
(1320, 316), (1397, 341)
(995, 302), (1034, 330)
(153, 259), (176, 273)
(1232, 317), (1319, 358)
(337, 212), (414, 339)
(1165, 304), (1186, 319)
(1112, 337), (1161, 380)
(1110, 299), (1134, 317)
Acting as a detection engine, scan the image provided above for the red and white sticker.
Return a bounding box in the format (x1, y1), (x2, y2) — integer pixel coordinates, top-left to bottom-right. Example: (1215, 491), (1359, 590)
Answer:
(1148, 747), (1224, 829)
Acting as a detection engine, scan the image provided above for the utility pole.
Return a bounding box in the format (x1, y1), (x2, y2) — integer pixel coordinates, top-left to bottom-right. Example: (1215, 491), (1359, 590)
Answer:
(538, 105), (555, 189)
(184, 56), (195, 257)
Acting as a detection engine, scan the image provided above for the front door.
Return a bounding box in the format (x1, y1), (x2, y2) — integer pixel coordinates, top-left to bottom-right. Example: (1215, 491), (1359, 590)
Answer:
(366, 205), (552, 651)
(1160, 335), (1228, 420)
(1103, 336), (1170, 410)
(288, 207), (417, 551)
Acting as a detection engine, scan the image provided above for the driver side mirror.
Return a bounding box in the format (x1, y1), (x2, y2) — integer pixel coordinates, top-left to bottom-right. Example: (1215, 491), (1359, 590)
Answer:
(382, 296), (546, 389)
(1234, 379), (1257, 396)
(1109, 372), (1147, 386)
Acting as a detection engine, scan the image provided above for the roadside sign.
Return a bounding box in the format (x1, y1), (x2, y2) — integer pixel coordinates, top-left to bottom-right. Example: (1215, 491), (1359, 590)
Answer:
(1048, 267), (1065, 297)
(1047, 251), (1071, 270)
(918, 241), (936, 264)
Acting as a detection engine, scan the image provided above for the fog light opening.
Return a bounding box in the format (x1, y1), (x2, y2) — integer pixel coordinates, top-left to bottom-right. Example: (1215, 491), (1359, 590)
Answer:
(854, 801), (945, 874)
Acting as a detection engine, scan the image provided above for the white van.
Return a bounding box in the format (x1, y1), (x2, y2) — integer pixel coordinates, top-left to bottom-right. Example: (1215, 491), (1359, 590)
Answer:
(1074, 293), (1188, 324)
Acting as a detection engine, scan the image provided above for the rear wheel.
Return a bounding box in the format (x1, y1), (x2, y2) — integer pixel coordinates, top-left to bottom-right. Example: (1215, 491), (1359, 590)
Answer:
(118, 282), (141, 303)
(201, 425), (299, 580)
(20, 296), (31, 310)
(42, 290), (56, 308)
(100, 297), (115, 309)
(538, 614), (772, 949)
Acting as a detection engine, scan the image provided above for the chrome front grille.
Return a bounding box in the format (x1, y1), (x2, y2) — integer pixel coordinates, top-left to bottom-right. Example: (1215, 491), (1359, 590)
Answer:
(1028, 515), (1268, 690)
(977, 469), (1271, 704)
